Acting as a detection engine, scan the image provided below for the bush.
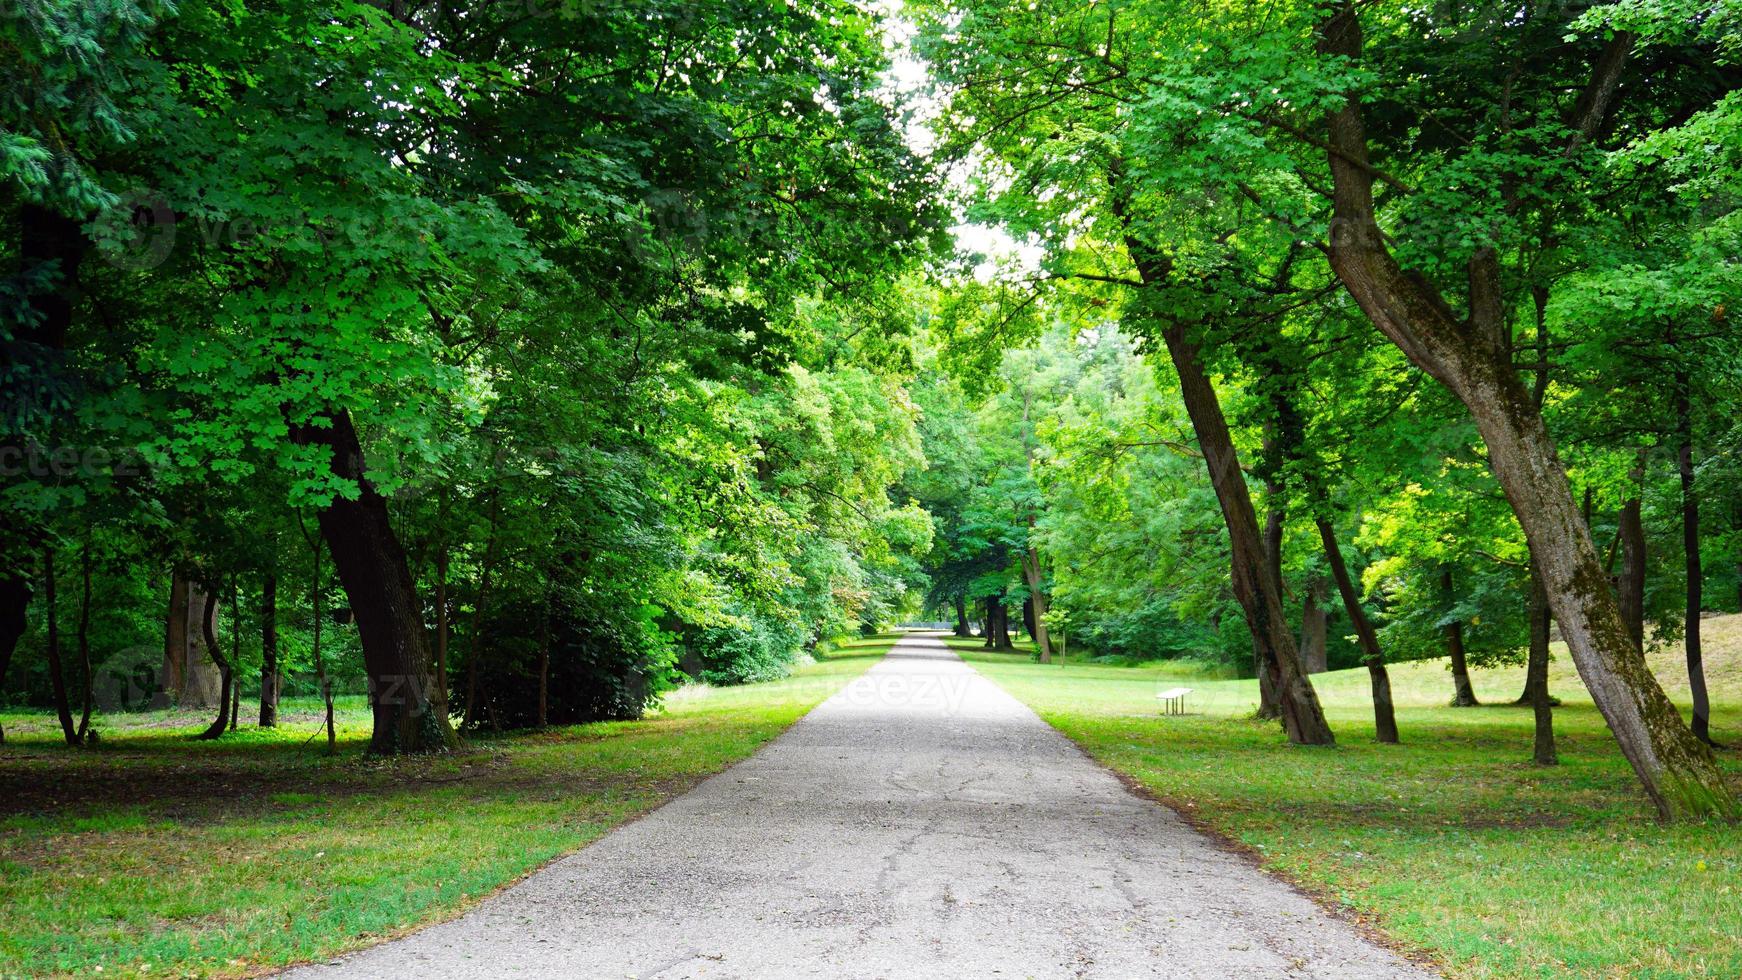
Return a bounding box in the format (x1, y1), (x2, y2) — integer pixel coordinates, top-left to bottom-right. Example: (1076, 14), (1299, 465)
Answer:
(689, 607), (809, 685)
(458, 599), (678, 730)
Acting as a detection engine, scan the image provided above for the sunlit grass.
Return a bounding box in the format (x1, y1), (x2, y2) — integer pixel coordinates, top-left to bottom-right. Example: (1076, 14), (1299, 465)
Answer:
(0, 635), (893, 978)
(954, 620), (1742, 978)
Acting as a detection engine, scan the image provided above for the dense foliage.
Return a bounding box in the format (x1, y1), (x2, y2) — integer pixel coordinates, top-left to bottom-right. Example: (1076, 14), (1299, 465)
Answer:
(3, 0), (1739, 818)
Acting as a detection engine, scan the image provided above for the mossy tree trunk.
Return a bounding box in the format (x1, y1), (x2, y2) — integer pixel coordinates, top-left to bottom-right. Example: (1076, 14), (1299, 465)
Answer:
(1318, 2), (1733, 818)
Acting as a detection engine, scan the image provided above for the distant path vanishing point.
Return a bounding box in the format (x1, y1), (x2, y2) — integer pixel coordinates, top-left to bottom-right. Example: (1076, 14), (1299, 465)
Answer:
(281, 633), (1433, 979)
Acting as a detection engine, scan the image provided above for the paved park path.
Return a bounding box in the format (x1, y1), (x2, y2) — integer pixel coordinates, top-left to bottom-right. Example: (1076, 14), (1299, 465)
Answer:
(283, 634), (1432, 979)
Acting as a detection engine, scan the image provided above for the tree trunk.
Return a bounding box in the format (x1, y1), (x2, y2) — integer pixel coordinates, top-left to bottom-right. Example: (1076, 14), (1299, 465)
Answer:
(434, 549), (450, 725)
(1021, 548), (1053, 662)
(0, 573), (26, 744)
(1318, 3), (1732, 818)
(1299, 574), (1329, 674)
(462, 561), (497, 731)
(1441, 569), (1481, 706)
(3, 206), (85, 746)
(76, 541), (94, 742)
(157, 574), (223, 708)
(1111, 172), (1328, 742)
(462, 502), (502, 731)
(1677, 375), (1714, 745)
(1255, 508), (1285, 720)
(1618, 459), (1647, 654)
(158, 575), (186, 707)
(1316, 517), (1398, 743)
(42, 548), (79, 746)
(953, 595), (971, 637)
(1526, 563), (1558, 765)
(1156, 321), (1333, 745)
(289, 409), (452, 754)
(988, 594), (1014, 650)
(308, 531), (334, 753)
(259, 572), (279, 728)
(536, 586), (551, 729)
(195, 585), (232, 740)
(229, 580), (241, 733)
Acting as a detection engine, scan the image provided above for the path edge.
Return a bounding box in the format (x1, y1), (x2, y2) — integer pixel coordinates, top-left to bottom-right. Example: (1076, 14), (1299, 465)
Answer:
(956, 656), (1447, 977)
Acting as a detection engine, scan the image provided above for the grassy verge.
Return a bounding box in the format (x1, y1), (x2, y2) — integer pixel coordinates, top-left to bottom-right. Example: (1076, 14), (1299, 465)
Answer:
(950, 621), (1742, 979)
(0, 635), (893, 979)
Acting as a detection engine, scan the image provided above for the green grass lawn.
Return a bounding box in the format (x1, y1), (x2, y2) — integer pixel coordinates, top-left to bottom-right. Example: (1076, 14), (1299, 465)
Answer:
(951, 620), (1742, 979)
(0, 635), (893, 979)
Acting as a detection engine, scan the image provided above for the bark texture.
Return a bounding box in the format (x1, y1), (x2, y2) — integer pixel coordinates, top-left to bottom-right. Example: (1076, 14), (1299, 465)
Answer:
(1110, 173), (1328, 741)
(1157, 321), (1332, 745)
(157, 574), (223, 708)
(1317, 3), (1732, 818)
(289, 408), (453, 754)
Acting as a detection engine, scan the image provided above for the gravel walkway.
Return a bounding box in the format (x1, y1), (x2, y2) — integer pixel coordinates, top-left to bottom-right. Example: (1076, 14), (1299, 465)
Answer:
(281, 633), (1433, 979)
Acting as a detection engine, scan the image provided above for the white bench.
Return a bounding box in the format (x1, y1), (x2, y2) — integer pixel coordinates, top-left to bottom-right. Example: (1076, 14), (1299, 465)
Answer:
(1155, 687), (1193, 715)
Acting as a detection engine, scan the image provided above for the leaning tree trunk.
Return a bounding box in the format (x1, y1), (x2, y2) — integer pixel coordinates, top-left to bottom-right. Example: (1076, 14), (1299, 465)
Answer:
(259, 571), (279, 728)
(1441, 569), (1481, 706)
(1112, 178), (1329, 743)
(1316, 516), (1398, 743)
(953, 595), (971, 637)
(290, 409), (453, 754)
(982, 596), (996, 648)
(195, 590), (233, 740)
(1318, 0), (1732, 818)
(1524, 564), (1558, 764)
(1676, 377), (1714, 745)
(1156, 322), (1332, 744)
